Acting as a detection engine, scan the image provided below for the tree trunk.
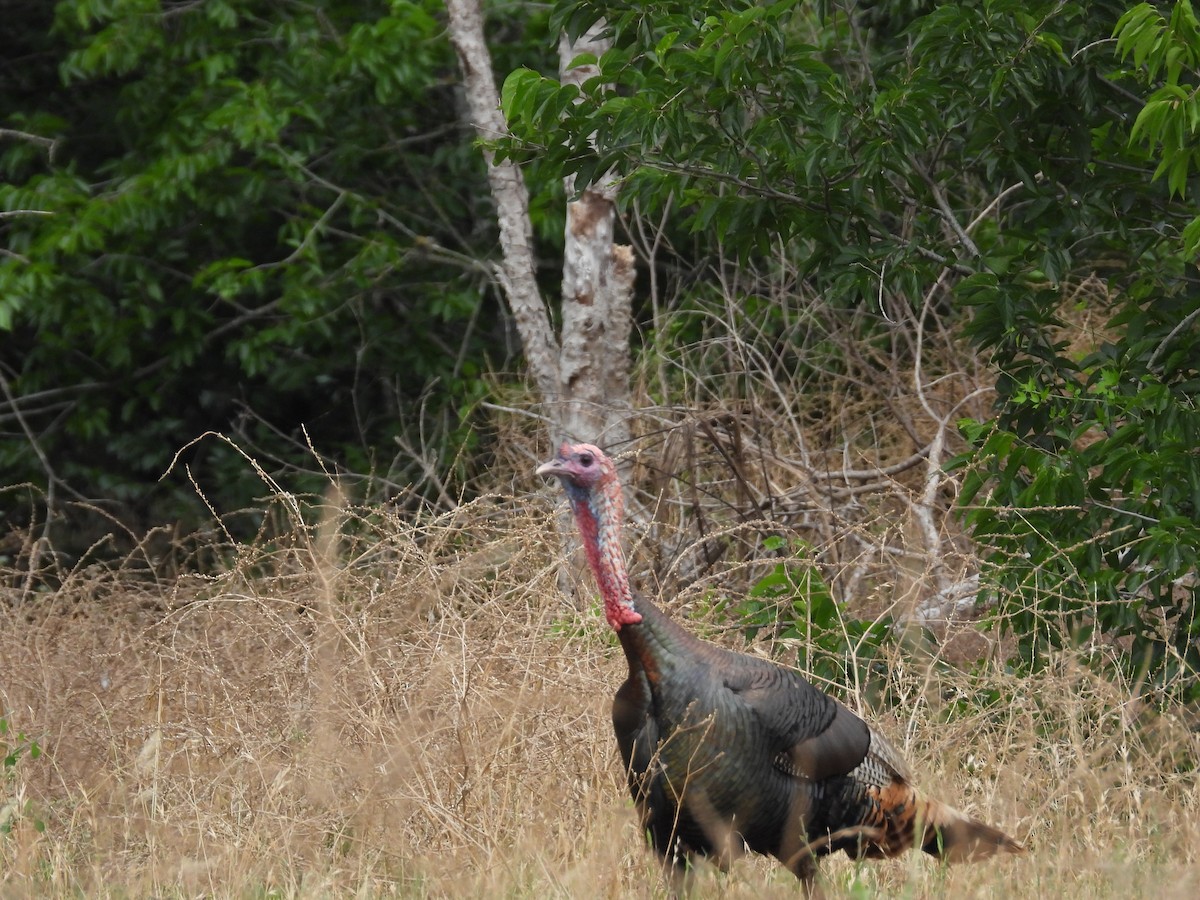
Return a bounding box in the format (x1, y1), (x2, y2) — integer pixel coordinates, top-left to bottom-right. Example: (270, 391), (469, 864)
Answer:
(444, 0), (634, 450)
(556, 28), (635, 449)
(443, 0), (560, 405)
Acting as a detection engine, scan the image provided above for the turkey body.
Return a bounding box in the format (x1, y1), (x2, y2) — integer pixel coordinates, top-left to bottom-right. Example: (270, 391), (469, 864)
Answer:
(613, 597), (884, 876)
(538, 442), (1023, 886)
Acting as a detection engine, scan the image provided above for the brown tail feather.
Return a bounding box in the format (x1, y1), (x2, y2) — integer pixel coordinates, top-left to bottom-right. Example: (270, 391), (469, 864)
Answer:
(917, 797), (1026, 862)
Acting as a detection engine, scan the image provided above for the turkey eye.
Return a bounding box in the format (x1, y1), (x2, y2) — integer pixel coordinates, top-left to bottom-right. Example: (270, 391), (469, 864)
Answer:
(579, 453), (594, 467)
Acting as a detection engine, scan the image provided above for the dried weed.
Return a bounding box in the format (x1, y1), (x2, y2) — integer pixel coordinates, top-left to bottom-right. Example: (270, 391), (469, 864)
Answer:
(1, 478), (1197, 898)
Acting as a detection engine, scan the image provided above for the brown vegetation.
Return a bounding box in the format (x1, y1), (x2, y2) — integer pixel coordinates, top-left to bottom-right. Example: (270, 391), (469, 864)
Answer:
(2, 466), (1197, 897)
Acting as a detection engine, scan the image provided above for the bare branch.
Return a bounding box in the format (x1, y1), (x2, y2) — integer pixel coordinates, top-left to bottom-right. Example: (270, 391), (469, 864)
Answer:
(0, 128), (59, 164)
(913, 159), (981, 259)
(0, 209), (54, 219)
(1147, 303), (1200, 373)
(250, 193), (347, 272)
(0, 368), (57, 596)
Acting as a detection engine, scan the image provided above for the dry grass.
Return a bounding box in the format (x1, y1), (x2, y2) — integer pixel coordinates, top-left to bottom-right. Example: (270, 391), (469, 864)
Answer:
(2, 272), (1197, 896)
(2, 471), (1198, 899)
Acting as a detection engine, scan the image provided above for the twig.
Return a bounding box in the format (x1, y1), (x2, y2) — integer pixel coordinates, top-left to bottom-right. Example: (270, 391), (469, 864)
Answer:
(250, 192), (346, 272)
(0, 128), (59, 164)
(965, 179), (1031, 235)
(480, 401), (555, 425)
(1146, 304), (1200, 372)
(0, 369), (57, 601)
(0, 209), (54, 219)
(913, 158), (981, 258)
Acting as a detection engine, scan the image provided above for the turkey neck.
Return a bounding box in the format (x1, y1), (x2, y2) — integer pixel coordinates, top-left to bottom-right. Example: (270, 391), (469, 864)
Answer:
(568, 478), (702, 673)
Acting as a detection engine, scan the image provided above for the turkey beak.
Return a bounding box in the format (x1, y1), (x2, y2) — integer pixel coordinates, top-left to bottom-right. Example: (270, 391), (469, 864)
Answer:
(536, 456), (569, 480)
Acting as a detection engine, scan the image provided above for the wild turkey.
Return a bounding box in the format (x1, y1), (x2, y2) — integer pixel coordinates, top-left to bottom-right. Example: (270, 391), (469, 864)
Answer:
(537, 442), (1024, 889)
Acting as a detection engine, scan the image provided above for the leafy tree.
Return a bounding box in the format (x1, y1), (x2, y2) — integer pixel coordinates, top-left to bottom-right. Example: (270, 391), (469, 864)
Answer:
(0, 0), (554, 535)
(499, 0), (1200, 696)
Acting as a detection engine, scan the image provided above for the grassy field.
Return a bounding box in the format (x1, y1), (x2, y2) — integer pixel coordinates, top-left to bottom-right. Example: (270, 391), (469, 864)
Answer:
(2, 455), (1197, 899)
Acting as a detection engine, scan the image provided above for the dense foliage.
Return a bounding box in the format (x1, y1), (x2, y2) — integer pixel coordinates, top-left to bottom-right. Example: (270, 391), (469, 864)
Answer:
(0, 0), (554, 530)
(500, 0), (1199, 695)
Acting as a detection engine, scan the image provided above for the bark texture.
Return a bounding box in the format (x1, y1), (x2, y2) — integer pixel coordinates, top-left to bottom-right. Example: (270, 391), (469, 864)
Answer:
(557, 26), (635, 449)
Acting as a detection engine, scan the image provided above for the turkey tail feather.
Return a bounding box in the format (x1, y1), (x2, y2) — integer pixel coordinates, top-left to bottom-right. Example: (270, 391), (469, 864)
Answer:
(918, 797), (1026, 862)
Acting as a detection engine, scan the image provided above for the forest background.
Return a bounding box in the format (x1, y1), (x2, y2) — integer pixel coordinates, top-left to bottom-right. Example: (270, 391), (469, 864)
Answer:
(2, 0), (1199, 896)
